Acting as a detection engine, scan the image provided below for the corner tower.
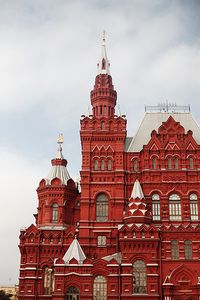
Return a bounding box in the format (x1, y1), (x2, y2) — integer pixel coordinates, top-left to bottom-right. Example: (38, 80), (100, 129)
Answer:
(79, 33), (127, 257)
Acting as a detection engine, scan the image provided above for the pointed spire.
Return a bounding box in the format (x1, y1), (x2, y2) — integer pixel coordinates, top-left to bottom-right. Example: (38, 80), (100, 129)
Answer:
(97, 30), (110, 75)
(63, 237), (86, 264)
(131, 179), (144, 199)
(123, 179), (151, 224)
(45, 134), (71, 185)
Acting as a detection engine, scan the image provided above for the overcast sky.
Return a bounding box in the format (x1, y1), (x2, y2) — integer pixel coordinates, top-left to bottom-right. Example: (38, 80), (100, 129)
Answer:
(1, 0), (200, 285)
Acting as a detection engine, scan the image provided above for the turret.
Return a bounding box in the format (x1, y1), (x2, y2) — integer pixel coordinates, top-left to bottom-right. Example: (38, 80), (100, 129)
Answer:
(36, 135), (78, 228)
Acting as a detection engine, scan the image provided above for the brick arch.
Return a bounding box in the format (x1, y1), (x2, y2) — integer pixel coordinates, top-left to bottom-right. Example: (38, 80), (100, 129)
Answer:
(170, 264), (196, 285)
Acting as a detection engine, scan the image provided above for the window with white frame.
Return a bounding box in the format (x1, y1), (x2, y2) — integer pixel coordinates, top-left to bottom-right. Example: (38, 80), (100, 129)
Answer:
(93, 276), (107, 300)
(190, 193), (198, 220)
(152, 194), (160, 220)
(169, 194), (181, 221)
(97, 235), (106, 246)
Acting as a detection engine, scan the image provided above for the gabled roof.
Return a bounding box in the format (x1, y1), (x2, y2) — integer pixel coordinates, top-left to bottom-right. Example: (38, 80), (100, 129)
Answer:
(63, 237), (86, 264)
(127, 112), (200, 152)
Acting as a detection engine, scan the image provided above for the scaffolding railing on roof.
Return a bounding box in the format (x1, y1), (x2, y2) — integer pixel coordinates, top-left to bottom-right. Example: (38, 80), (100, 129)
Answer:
(145, 102), (190, 113)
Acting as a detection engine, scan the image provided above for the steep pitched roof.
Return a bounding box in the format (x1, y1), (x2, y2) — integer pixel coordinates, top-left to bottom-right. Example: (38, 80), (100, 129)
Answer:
(127, 112), (200, 152)
(63, 237), (86, 264)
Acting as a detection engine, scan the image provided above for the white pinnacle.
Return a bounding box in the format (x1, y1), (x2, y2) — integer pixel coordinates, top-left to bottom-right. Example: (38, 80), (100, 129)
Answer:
(97, 30), (110, 75)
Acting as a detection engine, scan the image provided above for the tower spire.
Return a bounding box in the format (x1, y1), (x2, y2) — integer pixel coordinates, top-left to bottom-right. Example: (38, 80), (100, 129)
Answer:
(90, 32), (117, 118)
(97, 30), (110, 75)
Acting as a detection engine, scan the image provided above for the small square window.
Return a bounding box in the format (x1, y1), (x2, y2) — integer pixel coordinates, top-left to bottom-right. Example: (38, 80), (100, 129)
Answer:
(97, 236), (106, 246)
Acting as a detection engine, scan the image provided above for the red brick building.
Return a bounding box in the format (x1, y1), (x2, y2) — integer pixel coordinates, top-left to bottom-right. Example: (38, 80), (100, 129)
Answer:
(19, 36), (200, 300)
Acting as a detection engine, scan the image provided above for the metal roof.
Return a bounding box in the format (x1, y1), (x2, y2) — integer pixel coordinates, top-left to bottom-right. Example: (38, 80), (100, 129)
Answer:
(63, 237), (86, 264)
(127, 112), (200, 152)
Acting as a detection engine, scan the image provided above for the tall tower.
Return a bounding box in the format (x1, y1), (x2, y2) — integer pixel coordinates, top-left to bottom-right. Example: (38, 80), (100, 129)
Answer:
(79, 33), (127, 257)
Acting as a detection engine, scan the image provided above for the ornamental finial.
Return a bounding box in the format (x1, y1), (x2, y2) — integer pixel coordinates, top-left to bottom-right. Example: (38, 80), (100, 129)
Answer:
(56, 133), (64, 159)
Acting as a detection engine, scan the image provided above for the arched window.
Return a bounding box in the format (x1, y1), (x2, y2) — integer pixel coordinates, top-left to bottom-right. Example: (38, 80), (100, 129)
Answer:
(167, 158), (172, 169)
(184, 240), (192, 260)
(152, 194), (160, 220)
(171, 240), (179, 259)
(133, 260), (146, 294)
(169, 194), (181, 221)
(93, 276), (106, 300)
(66, 286), (79, 300)
(101, 122), (105, 129)
(94, 159), (98, 171)
(96, 194), (108, 222)
(101, 160), (105, 171)
(133, 160), (138, 172)
(52, 203), (58, 223)
(175, 158), (179, 169)
(107, 159), (112, 171)
(44, 267), (54, 295)
(189, 157), (194, 169)
(152, 157), (157, 170)
(190, 193), (198, 220)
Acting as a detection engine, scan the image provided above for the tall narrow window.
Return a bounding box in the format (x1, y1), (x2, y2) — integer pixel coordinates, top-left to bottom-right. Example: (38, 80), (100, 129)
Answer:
(107, 159), (112, 171)
(66, 287), (79, 300)
(171, 240), (179, 259)
(133, 160), (138, 172)
(133, 260), (146, 294)
(93, 276), (106, 300)
(190, 193), (198, 220)
(96, 194), (108, 222)
(189, 157), (194, 169)
(175, 158), (179, 169)
(44, 267), (53, 295)
(101, 122), (105, 129)
(52, 203), (58, 223)
(101, 160), (105, 171)
(152, 194), (160, 220)
(169, 194), (181, 221)
(94, 159), (98, 171)
(184, 240), (192, 260)
(168, 158), (172, 169)
(152, 158), (157, 170)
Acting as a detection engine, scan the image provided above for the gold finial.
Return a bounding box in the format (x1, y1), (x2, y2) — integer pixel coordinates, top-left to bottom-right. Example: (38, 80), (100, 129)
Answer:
(57, 133), (64, 145)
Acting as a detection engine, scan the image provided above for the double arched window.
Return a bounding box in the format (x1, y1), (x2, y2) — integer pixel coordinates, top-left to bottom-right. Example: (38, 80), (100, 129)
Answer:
(93, 276), (107, 300)
(66, 286), (79, 300)
(169, 194), (181, 221)
(133, 260), (146, 294)
(52, 203), (58, 223)
(96, 194), (108, 222)
(190, 193), (198, 220)
(152, 194), (160, 220)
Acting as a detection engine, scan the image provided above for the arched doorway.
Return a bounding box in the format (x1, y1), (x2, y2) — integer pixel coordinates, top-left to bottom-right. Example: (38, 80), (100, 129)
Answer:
(66, 286), (80, 300)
